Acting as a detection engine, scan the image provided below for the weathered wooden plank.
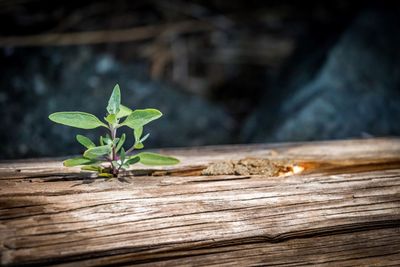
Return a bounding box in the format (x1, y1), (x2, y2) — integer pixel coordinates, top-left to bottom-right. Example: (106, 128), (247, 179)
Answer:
(1, 138), (400, 266)
(65, 228), (400, 267)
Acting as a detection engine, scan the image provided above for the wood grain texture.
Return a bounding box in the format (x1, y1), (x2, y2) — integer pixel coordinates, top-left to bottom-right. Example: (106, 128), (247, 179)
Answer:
(1, 138), (400, 266)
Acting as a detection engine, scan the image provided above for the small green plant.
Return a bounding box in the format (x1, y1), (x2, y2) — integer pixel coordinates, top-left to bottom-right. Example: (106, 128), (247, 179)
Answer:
(49, 84), (179, 178)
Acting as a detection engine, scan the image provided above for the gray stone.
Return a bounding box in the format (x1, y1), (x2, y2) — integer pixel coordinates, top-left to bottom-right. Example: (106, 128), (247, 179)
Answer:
(245, 9), (400, 142)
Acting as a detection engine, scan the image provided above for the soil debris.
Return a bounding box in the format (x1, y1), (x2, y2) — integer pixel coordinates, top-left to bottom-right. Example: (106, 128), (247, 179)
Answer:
(201, 157), (294, 176)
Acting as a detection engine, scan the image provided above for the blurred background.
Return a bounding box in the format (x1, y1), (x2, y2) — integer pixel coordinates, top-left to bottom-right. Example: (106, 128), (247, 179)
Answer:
(0, 0), (400, 159)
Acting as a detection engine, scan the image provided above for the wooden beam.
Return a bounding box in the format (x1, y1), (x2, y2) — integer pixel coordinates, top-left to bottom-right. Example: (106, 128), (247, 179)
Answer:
(1, 138), (399, 266)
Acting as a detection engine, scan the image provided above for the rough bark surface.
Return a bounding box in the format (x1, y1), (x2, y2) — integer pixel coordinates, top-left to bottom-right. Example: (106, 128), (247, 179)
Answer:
(1, 138), (400, 266)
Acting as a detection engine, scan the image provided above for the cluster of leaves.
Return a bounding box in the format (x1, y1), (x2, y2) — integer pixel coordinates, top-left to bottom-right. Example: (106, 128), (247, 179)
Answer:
(49, 84), (179, 178)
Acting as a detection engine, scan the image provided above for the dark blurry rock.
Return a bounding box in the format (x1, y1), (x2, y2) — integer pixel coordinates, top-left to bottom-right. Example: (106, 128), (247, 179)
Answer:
(244, 9), (400, 142)
(0, 47), (234, 159)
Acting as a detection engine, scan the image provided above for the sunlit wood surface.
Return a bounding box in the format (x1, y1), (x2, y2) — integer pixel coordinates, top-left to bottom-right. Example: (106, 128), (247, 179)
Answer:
(1, 138), (400, 266)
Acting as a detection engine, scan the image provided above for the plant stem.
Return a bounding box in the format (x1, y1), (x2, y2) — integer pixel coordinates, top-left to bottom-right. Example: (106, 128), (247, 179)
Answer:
(109, 125), (118, 177)
(125, 145), (135, 155)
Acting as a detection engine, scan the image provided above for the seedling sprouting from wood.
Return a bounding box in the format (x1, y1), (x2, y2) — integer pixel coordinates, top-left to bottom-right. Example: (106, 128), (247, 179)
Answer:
(49, 84), (179, 178)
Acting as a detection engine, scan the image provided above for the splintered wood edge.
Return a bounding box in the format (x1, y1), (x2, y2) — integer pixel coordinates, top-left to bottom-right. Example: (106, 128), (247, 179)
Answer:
(1, 138), (400, 180)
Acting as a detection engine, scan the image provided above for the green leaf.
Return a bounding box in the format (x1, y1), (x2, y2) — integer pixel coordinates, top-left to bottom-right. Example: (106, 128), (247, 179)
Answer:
(63, 157), (95, 167)
(116, 133), (126, 152)
(107, 84), (121, 114)
(133, 127), (145, 149)
(81, 165), (101, 172)
(117, 105), (132, 119)
(99, 136), (104, 146)
(99, 173), (113, 178)
(125, 156), (140, 165)
(137, 152), (179, 166)
(102, 135), (113, 145)
(76, 135), (96, 149)
(134, 126), (143, 142)
(112, 161), (119, 168)
(105, 114), (117, 125)
(120, 147), (126, 162)
(112, 138), (120, 146)
(49, 112), (107, 129)
(134, 142), (144, 149)
(121, 109), (162, 129)
(133, 130), (149, 149)
(83, 145), (111, 159)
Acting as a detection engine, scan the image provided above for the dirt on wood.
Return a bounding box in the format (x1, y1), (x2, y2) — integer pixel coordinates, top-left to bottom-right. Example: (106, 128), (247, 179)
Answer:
(201, 157), (294, 176)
